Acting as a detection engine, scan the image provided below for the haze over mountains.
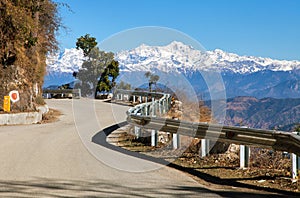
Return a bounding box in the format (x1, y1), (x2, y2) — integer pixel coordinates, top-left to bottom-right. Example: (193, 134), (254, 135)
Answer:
(45, 41), (300, 99)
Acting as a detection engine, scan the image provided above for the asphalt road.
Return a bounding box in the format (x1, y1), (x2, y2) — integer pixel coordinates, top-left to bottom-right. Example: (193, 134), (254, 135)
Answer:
(0, 99), (224, 197)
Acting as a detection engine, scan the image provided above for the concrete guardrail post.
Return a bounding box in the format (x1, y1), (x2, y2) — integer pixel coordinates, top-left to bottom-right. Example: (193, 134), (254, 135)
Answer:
(173, 133), (180, 149)
(151, 97), (158, 147)
(201, 139), (210, 157)
(292, 132), (300, 179)
(144, 105), (148, 116)
(162, 99), (165, 114)
(151, 129), (158, 147)
(172, 118), (180, 149)
(134, 126), (141, 139)
(159, 101), (163, 115)
(240, 145), (250, 169)
(133, 95), (136, 103)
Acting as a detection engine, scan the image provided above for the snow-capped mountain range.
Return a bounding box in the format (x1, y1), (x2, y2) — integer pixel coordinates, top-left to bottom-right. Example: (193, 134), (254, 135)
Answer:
(45, 41), (300, 99)
(46, 48), (85, 73)
(46, 41), (300, 75)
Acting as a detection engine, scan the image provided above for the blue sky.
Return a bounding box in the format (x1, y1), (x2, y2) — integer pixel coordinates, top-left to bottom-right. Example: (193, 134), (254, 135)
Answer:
(57, 0), (300, 60)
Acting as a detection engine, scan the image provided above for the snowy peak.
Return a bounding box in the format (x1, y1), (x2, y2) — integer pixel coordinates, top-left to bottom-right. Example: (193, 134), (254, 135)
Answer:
(46, 41), (300, 74)
(46, 48), (85, 73)
(116, 41), (300, 74)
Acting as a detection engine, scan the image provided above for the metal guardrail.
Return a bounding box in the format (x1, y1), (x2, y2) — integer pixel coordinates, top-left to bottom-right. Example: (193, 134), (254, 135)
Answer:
(123, 89), (300, 156)
(43, 89), (81, 99)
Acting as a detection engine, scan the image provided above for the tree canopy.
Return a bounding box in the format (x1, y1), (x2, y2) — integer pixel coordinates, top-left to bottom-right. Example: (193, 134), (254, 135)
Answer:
(144, 71), (159, 92)
(75, 45), (119, 97)
(97, 59), (119, 93)
(116, 81), (132, 90)
(76, 34), (97, 56)
(0, 0), (61, 110)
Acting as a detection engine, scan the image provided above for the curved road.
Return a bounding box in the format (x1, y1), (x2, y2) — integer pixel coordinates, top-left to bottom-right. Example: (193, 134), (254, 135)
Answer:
(0, 99), (222, 197)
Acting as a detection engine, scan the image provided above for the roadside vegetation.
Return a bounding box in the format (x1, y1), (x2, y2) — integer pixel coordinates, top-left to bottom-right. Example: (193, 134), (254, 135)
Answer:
(74, 34), (119, 98)
(0, 0), (62, 111)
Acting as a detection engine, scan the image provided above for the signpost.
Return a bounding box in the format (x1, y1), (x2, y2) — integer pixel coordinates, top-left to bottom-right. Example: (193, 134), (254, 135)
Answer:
(3, 96), (10, 112)
(3, 91), (19, 112)
(9, 90), (20, 103)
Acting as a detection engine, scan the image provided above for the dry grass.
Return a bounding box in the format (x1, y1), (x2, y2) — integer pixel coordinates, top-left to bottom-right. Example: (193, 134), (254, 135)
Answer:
(41, 108), (61, 123)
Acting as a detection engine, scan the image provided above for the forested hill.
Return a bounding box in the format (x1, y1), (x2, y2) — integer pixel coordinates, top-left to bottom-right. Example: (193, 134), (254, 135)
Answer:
(209, 97), (300, 131)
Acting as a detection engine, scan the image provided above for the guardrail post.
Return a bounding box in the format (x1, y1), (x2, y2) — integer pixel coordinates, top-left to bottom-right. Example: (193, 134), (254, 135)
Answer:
(292, 132), (300, 179)
(151, 129), (158, 147)
(201, 139), (210, 157)
(291, 153), (299, 179)
(240, 145), (250, 169)
(151, 97), (155, 116)
(173, 133), (180, 149)
(134, 126), (141, 139)
(133, 95), (136, 103)
(150, 97), (158, 147)
(144, 105), (148, 116)
(162, 99), (165, 114)
(78, 89), (81, 98)
(159, 101), (162, 115)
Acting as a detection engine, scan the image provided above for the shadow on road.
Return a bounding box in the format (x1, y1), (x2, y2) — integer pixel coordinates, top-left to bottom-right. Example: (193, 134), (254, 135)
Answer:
(0, 178), (215, 197)
(91, 123), (300, 198)
(0, 177), (297, 197)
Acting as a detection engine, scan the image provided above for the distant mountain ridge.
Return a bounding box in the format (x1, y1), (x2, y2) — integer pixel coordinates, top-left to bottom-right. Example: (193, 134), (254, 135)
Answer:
(116, 41), (300, 74)
(45, 41), (300, 99)
(46, 41), (300, 74)
(215, 96), (300, 131)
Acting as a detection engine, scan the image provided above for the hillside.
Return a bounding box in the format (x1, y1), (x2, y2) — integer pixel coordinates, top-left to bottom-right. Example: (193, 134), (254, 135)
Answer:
(217, 96), (300, 130)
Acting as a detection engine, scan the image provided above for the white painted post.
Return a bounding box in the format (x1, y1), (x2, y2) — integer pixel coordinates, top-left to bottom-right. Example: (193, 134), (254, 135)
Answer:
(201, 139), (210, 157)
(159, 101), (162, 115)
(144, 105), (148, 116)
(173, 133), (180, 149)
(151, 97), (157, 147)
(292, 153), (298, 179)
(166, 98), (169, 112)
(78, 89), (81, 98)
(152, 97), (155, 116)
(134, 126), (141, 139)
(240, 145), (250, 169)
(240, 145), (245, 168)
(151, 129), (158, 147)
(133, 95), (136, 103)
(292, 132), (299, 179)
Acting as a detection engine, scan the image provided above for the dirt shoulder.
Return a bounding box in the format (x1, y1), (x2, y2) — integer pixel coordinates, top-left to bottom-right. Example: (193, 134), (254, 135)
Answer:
(41, 108), (62, 124)
(108, 125), (300, 197)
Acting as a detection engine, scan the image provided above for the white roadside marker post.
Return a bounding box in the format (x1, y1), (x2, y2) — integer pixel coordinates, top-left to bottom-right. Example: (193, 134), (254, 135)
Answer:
(240, 145), (250, 169)
(292, 132), (300, 180)
(201, 139), (210, 157)
(151, 97), (158, 147)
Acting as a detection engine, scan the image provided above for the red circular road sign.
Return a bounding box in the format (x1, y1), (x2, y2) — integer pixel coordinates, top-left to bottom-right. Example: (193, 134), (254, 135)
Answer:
(9, 90), (20, 103)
